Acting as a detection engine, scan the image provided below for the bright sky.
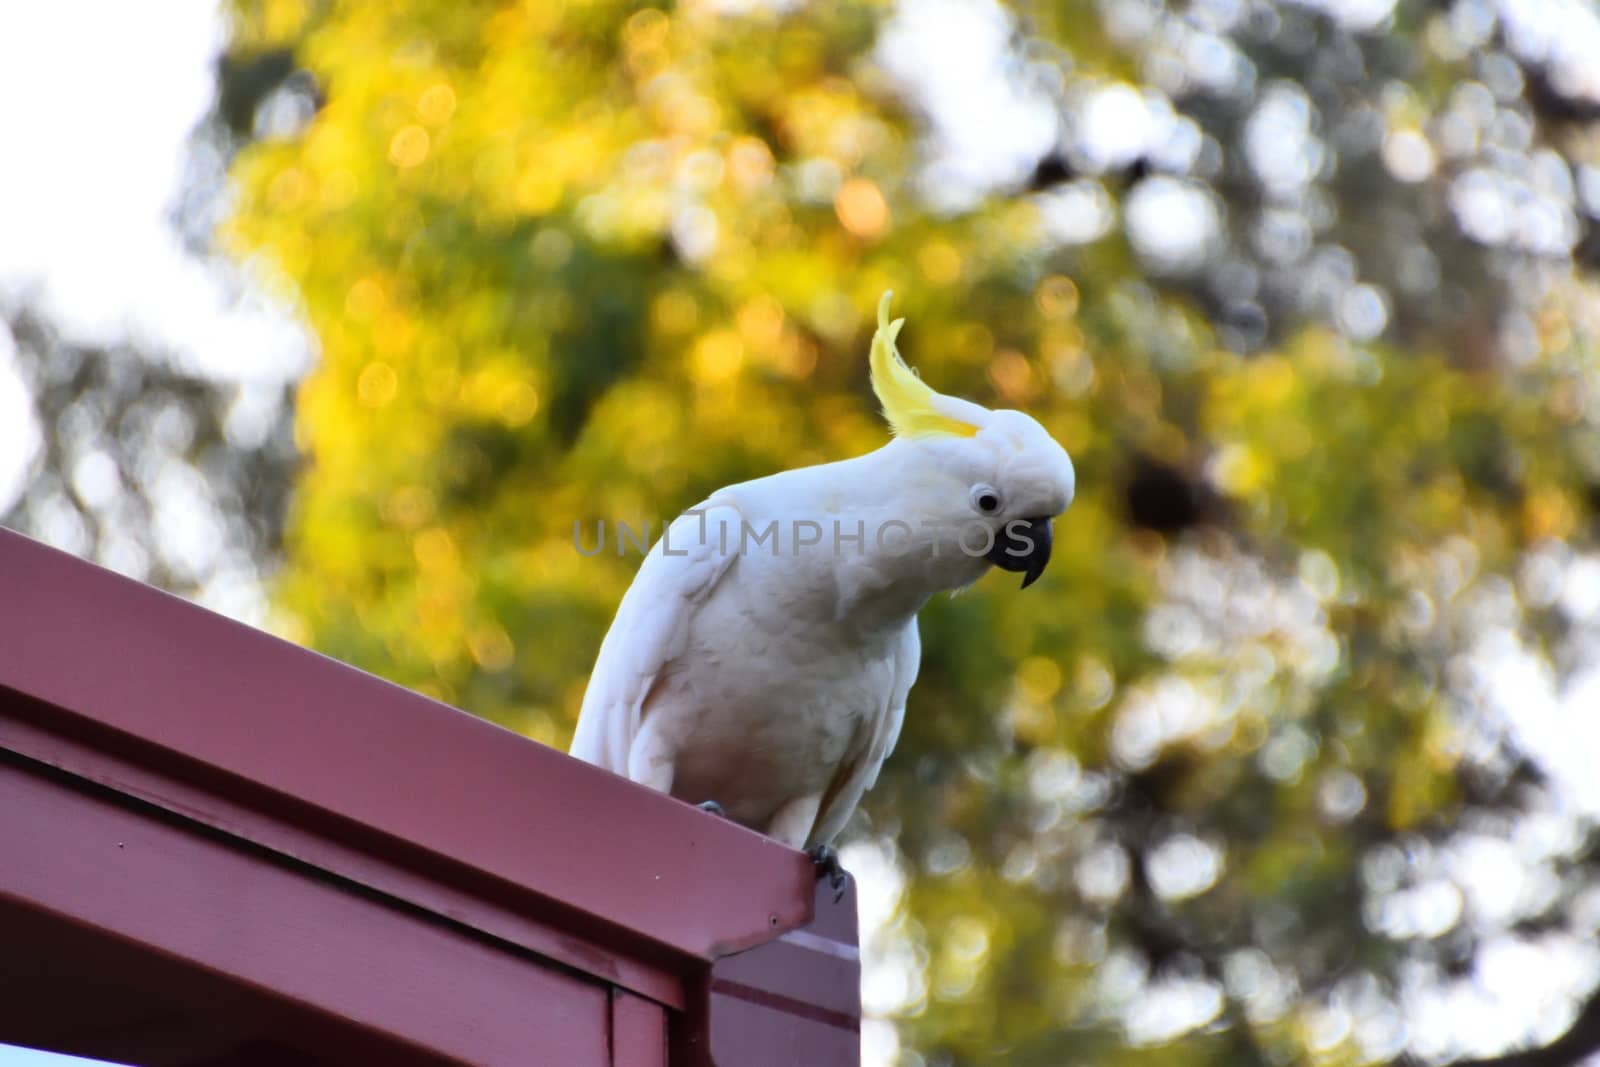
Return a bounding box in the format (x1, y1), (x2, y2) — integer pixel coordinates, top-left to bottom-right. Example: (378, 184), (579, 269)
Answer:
(0, 1051), (124, 1067)
(0, 0), (309, 510)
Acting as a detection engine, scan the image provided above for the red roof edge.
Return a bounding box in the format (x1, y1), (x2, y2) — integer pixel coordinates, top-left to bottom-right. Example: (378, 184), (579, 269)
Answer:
(0, 527), (859, 1020)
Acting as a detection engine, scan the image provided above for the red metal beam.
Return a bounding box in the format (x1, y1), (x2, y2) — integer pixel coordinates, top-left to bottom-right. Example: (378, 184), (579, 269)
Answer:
(706, 882), (863, 1066)
(1, 754), (608, 1067)
(0, 528), (815, 965)
(0, 527), (861, 1066)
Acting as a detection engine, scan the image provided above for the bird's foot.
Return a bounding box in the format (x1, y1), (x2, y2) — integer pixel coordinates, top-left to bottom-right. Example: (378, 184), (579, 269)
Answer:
(697, 800), (727, 818)
(807, 843), (850, 903)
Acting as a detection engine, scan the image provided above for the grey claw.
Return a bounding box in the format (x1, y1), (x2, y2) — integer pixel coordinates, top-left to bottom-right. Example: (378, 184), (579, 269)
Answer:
(697, 800), (726, 818)
(807, 844), (850, 903)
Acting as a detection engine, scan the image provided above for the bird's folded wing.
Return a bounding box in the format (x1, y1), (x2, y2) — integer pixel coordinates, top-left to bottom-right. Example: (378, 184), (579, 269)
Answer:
(811, 620), (920, 845)
(569, 502), (744, 775)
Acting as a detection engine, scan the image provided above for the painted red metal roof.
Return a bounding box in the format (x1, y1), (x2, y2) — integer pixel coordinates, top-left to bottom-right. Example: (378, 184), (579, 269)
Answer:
(0, 527), (861, 1065)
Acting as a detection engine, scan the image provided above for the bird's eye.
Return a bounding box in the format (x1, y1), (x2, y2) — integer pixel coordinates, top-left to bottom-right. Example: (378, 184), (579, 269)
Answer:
(971, 485), (1002, 515)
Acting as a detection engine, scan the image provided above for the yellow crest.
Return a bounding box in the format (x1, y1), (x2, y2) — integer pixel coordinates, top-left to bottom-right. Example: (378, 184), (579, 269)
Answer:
(870, 291), (982, 439)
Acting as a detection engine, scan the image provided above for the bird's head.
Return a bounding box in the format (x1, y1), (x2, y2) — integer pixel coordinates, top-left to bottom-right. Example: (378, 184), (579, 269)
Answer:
(870, 292), (1076, 589)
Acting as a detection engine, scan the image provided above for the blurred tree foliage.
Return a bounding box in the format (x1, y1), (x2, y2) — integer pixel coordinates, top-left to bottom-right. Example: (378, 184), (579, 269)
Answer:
(1, 301), (296, 612)
(218, 0), (1600, 1063)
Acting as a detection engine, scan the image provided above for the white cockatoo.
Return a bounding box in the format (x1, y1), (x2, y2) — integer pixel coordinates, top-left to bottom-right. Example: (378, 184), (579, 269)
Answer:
(570, 292), (1075, 878)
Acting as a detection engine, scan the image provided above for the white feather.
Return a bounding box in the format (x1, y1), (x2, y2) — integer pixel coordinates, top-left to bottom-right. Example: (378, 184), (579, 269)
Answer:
(568, 504), (743, 774)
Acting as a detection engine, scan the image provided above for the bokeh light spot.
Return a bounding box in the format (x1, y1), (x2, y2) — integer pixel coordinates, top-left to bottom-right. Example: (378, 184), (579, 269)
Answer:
(497, 382), (540, 427)
(388, 124), (431, 168)
(835, 177), (889, 238)
(357, 361), (398, 408)
(418, 83), (456, 125)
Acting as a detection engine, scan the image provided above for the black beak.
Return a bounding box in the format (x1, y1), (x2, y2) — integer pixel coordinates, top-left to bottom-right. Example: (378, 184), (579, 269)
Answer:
(986, 517), (1053, 589)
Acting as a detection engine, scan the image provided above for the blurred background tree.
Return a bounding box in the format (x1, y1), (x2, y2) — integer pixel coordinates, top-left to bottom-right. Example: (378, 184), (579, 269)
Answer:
(1, 299), (296, 611)
(16, 0), (1599, 1062)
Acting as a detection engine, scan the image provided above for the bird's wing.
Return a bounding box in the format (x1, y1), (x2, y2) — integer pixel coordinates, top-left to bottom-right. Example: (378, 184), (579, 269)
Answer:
(569, 502), (743, 775)
(810, 619), (921, 846)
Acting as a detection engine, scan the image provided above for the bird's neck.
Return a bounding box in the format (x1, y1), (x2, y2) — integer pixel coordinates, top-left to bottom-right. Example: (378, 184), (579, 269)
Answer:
(823, 445), (992, 627)
(722, 440), (992, 629)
